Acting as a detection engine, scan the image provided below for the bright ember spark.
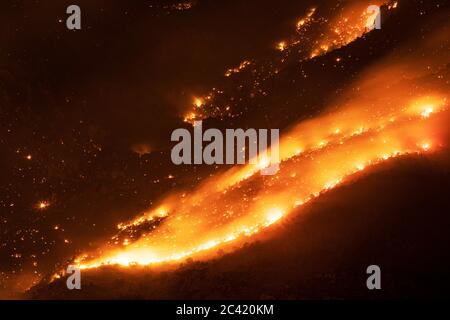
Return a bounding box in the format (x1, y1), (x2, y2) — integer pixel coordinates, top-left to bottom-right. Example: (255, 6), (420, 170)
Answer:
(421, 143), (431, 151)
(277, 41), (287, 52)
(37, 201), (50, 210)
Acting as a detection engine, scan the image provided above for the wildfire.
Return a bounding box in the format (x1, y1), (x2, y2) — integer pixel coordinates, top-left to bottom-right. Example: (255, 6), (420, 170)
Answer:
(68, 91), (448, 271)
(184, 1), (398, 121)
(48, 0), (449, 277)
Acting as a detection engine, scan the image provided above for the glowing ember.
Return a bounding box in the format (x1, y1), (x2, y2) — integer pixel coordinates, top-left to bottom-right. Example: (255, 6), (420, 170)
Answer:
(225, 60), (252, 77)
(277, 41), (287, 52)
(421, 143), (431, 151)
(194, 97), (204, 108)
(421, 106), (434, 118)
(184, 112), (197, 123)
(37, 201), (50, 210)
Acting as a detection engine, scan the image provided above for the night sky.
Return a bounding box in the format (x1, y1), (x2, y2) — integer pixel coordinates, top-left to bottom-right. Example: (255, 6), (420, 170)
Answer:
(1, 0), (449, 299)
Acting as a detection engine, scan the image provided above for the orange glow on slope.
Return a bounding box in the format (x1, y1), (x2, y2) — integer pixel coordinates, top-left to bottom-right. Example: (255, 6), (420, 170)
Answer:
(309, 1), (386, 58)
(69, 91), (448, 270)
(277, 1), (390, 58)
